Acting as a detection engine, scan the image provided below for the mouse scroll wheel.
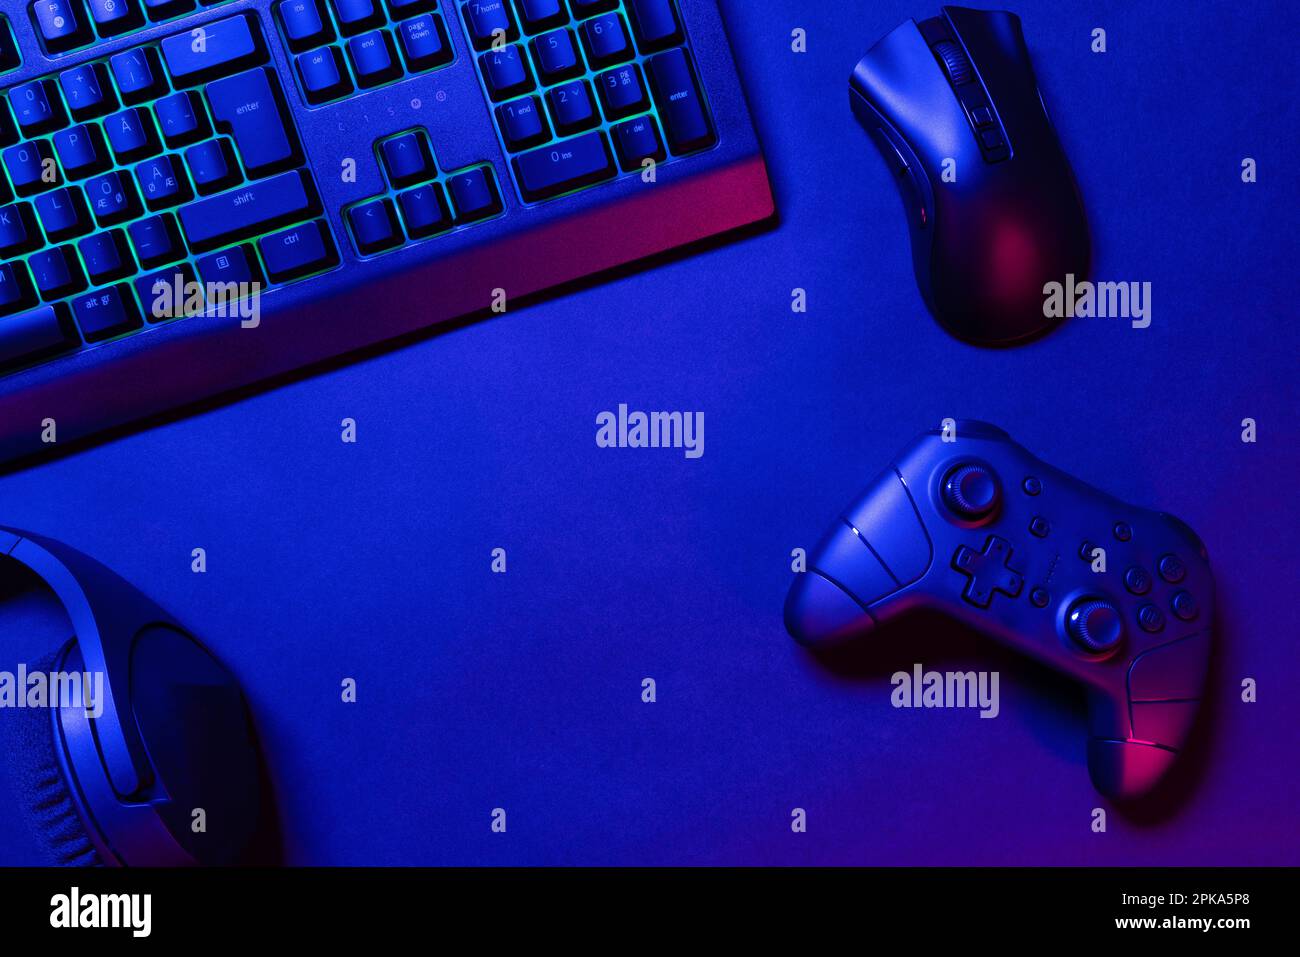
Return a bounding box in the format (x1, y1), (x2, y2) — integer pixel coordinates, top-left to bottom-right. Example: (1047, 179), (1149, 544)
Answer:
(933, 40), (975, 85)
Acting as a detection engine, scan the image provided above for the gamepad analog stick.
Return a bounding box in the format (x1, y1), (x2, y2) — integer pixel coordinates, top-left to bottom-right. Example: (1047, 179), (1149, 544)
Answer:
(1066, 597), (1124, 654)
(942, 463), (1001, 520)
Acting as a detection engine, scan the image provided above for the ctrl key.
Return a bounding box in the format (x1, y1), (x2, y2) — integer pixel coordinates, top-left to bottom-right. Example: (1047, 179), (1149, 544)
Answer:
(0, 302), (75, 371)
(259, 220), (339, 283)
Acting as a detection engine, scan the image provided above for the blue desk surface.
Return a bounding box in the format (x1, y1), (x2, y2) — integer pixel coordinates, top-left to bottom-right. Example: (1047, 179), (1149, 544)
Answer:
(1, 0), (1297, 865)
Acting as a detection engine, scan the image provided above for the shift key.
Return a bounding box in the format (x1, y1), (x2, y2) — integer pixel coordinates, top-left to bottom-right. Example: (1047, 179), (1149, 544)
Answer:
(207, 68), (299, 176)
(179, 170), (319, 252)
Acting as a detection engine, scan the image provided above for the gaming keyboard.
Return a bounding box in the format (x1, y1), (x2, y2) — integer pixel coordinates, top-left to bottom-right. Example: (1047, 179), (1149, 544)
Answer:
(0, 0), (772, 464)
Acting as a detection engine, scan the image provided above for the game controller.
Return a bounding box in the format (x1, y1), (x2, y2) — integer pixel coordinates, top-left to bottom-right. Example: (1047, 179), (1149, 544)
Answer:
(784, 421), (1213, 800)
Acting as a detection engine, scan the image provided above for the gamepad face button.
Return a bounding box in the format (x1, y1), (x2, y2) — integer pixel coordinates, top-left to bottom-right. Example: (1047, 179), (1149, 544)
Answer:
(1030, 587), (1049, 608)
(1124, 566), (1152, 595)
(1029, 516), (1050, 538)
(941, 463), (1001, 520)
(1171, 591), (1199, 621)
(1158, 554), (1187, 583)
(952, 537), (1023, 608)
(1078, 540), (1096, 561)
(1113, 522), (1133, 542)
(1066, 597), (1124, 653)
(1022, 476), (1042, 496)
(1137, 603), (1166, 633)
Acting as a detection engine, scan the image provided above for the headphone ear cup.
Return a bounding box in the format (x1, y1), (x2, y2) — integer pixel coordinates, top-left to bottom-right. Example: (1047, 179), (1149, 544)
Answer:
(0, 650), (101, 867)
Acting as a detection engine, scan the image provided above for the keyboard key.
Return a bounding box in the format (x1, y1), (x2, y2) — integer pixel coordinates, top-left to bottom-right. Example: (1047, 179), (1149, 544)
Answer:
(3, 141), (58, 195)
(144, 0), (199, 18)
(347, 198), (401, 254)
(184, 138), (240, 193)
(397, 14), (452, 71)
(580, 13), (631, 68)
(332, 0), (384, 36)
(60, 64), (116, 120)
(35, 187), (92, 241)
(53, 124), (110, 177)
(207, 69), (299, 175)
(516, 0), (567, 33)
(29, 246), (87, 300)
(258, 220), (339, 282)
(387, 0), (436, 15)
(162, 13), (265, 85)
(297, 48), (352, 103)
(79, 230), (136, 283)
(0, 203), (41, 254)
(480, 45), (533, 101)
(647, 48), (714, 153)
(596, 63), (647, 120)
(155, 92), (208, 146)
(179, 169), (319, 252)
(496, 96), (549, 151)
(447, 166), (501, 221)
(278, 0), (331, 51)
(87, 0), (145, 37)
(31, 0), (92, 53)
(570, 0), (617, 16)
(0, 263), (36, 315)
(545, 79), (597, 135)
(9, 80), (66, 136)
(396, 183), (450, 238)
(0, 18), (20, 73)
(110, 48), (165, 102)
(0, 304), (73, 369)
(347, 30), (402, 88)
(612, 114), (665, 171)
(463, 0), (517, 50)
(513, 130), (614, 201)
(104, 107), (162, 162)
(136, 155), (191, 209)
(0, 100), (16, 148)
(627, 0), (681, 52)
(530, 29), (581, 84)
(380, 131), (435, 187)
(128, 213), (185, 267)
(196, 244), (262, 289)
(71, 284), (142, 342)
(85, 171), (142, 225)
(136, 262), (200, 321)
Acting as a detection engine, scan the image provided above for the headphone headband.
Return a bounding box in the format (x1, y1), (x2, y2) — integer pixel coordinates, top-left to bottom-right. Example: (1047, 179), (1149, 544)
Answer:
(1, 527), (180, 797)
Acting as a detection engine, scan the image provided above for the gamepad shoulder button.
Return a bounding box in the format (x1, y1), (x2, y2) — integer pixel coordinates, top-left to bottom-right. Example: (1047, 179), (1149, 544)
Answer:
(941, 463), (1001, 520)
(1066, 597), (1123, 653)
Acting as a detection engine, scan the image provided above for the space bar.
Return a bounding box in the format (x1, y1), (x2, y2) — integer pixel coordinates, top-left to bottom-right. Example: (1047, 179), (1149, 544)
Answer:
(178, 171), (318, 252)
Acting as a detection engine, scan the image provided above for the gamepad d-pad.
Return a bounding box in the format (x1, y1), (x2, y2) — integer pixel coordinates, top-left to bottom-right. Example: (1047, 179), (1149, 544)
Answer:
(785, 421), (1213, 801)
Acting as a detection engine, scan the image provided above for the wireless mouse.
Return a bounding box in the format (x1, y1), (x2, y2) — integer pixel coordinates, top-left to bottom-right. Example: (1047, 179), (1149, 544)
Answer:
(850, 6), (1090, 345)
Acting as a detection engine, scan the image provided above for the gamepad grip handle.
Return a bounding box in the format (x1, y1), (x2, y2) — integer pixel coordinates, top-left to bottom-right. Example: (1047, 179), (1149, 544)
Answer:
(785, 469), (933, 648)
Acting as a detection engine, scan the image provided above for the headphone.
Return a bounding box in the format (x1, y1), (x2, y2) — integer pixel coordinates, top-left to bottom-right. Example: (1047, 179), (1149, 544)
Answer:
(0, 527), (265, 866)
